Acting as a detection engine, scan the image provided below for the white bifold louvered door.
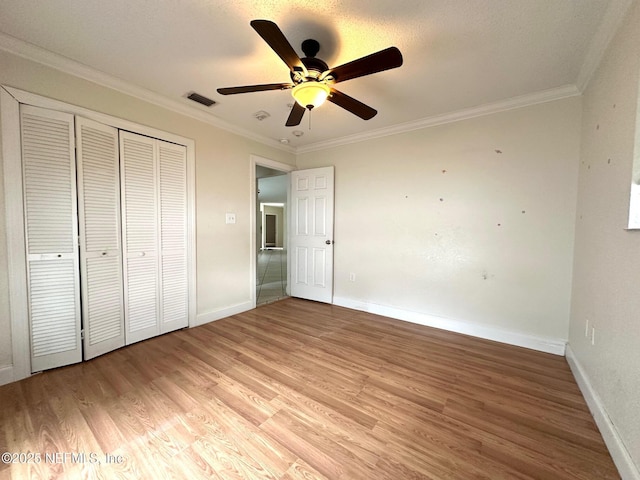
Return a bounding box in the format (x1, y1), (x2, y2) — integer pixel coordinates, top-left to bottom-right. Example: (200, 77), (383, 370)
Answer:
(120, 132), (159, 344)
(120, 131), (188, 345)
(20, 105), (82, 372)
(76, 117), (125, 360)
(157, 141), (189, 334)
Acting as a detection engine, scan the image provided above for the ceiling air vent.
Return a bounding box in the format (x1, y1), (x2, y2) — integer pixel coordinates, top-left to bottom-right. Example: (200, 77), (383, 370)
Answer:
(186, 92), (216, 107)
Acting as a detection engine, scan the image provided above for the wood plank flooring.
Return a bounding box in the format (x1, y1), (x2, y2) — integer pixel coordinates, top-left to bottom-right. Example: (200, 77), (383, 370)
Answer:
(0, 298), (619, 479)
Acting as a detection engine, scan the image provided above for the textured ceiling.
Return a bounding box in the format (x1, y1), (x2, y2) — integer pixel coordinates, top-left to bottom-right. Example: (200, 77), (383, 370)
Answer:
(0, 0), (625, 151)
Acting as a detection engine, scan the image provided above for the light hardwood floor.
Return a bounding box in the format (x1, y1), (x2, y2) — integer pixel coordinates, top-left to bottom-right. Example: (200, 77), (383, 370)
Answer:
(0, 298), (619, 479)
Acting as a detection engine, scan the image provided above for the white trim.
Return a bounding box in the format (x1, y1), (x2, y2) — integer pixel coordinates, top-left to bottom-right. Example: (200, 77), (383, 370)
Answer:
(1, 87), (31, 381)
(565, 346), (639, 480)
(6, 86), (189, 148)
(193, 301), (254, 327)
(333, 296), (567, 356)
(0, 365), (14, 386)
(0, 33), (294, 154)
(186, 136), (197, 333)
(576, 0), (635, 92)
(250, 155), (294, 308)
(0, 33), (584, 157)
(297, 85), (581, 154)
(252, 155), (296, 173)
(1, 86), (197, 381)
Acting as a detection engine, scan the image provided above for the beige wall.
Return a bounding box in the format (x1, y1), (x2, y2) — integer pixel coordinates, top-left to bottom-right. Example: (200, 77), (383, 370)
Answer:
(298, 97), (581, 343)
(569, 0), (640, 469)
(0, 50), (295, 371)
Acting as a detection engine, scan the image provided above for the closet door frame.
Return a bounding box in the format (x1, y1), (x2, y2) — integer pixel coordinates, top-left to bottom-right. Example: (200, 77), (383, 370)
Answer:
(1, 86), (196, 383)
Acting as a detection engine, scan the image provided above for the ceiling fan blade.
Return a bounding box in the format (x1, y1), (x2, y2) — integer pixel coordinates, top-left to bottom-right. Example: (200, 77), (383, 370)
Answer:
(217, 83), (293, 95)
(286, 102), (306, 127)
(328, 89), (377, 120)
(323, 47), (403, 84)
(250, 20), (307, 75)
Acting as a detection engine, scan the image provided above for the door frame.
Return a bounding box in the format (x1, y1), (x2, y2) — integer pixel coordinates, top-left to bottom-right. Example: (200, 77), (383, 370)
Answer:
(1, 86), (196, 383)
(250, 155), (294, 308)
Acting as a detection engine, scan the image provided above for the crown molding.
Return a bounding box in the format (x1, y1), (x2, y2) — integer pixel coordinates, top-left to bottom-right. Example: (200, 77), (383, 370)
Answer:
(296, 84), (581, 154)
(576, 0), (635, 93)
(0, 32), (295, 154)
(0, 28), (598, 157)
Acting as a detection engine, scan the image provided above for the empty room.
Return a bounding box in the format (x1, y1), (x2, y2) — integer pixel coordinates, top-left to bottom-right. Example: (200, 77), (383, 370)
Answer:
(0, 1), (638, 479)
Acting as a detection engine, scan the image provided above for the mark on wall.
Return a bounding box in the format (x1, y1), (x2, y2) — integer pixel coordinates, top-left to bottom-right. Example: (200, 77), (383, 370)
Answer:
(481, 270), (495, 280)
(495, 149), (503, 154)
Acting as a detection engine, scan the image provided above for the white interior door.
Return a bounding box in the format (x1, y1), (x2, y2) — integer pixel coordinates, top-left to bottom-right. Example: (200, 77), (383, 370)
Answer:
(120, 132), (189, 343)
(158, 141), (189, 334)
(76, 117), (125, 360)
(20, 105), (82, 372)
(290, 166), (335, 303)
(120, 131), (160, 344)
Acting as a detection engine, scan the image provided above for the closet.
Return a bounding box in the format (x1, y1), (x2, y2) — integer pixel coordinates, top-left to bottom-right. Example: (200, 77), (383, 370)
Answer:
(20, 104), (190, 372)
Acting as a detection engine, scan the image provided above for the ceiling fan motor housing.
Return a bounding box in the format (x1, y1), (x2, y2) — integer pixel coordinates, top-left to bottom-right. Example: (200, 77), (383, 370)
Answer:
(301, 39), (320, 57)
(291, 44), (329, 83)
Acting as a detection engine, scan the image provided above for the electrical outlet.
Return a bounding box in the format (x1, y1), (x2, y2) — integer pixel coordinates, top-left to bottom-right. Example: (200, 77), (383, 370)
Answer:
(349, 273), (356, 282)
(225, 213), (236, 224)
(591, 326), (596, 346)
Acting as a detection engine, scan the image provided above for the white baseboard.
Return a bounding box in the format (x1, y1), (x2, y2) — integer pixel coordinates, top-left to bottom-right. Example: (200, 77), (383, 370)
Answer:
(192, 300), (254, 328)
(566, 345), (639, 480)
(0, 364), (14, 386)
(332, 297), (567, 355)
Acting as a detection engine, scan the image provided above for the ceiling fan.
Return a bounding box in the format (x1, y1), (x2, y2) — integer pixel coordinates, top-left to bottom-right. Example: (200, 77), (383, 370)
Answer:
(217, 20), (403, 127)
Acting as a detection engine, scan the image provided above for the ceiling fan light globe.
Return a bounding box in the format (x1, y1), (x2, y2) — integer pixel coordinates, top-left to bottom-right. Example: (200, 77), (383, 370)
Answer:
(292, 82), (330, 110)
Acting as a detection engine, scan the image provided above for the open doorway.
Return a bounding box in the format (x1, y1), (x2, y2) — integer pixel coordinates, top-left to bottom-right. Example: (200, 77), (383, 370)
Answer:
(253, 158), (292, 306)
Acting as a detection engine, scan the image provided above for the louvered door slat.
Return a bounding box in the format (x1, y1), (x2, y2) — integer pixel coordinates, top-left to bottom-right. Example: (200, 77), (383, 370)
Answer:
(125, 257), (158, 332)
(22, 113), (76, 256)
(159, 144), (187, 251)
(120, 132), (160, 344)
(21, 105), (81, 372)
(158, 142), (188, 333)
(161, 255), (188, 326)
(76, 117), (125, 360)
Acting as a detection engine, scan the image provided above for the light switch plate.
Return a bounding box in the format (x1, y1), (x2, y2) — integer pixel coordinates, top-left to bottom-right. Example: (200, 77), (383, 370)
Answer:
(225, 213), (236, 224)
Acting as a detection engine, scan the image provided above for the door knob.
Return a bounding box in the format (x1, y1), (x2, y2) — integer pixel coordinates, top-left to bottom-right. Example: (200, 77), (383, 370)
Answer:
(325, 240), (334, 245)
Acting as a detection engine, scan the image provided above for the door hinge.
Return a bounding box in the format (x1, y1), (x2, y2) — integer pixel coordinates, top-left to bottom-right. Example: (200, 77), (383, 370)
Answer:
(80, 329), (84, 340)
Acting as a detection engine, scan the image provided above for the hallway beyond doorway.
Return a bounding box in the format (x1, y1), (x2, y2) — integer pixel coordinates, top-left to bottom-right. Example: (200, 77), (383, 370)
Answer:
(257, 249), (287, 305)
